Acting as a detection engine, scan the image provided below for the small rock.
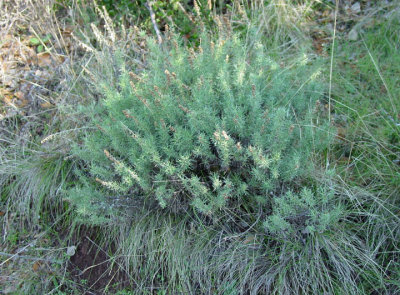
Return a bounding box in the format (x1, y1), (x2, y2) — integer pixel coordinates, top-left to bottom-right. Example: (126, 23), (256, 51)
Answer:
(348, 29), (358, 41)
(35, 69), (43, 77)
(66, 245), (76, 256)
(351, 2), (361, 13)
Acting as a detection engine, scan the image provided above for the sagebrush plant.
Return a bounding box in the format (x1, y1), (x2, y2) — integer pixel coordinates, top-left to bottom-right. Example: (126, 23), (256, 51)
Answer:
(0, 0), (394, 293)
(264, 186), (343, 236)
(67, 30), (389, 293)
(68, 32), (334, 224)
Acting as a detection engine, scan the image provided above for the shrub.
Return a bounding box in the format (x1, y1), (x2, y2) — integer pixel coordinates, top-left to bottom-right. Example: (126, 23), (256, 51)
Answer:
(68, 32), (333, 225)
(67, 31), (388, 294)
(264, 186), (343, 236)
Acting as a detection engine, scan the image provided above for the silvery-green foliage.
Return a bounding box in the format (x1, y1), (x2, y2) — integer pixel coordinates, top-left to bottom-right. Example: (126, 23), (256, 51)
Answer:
(264, 187), (343, 236)
(68, 33), (333, 224)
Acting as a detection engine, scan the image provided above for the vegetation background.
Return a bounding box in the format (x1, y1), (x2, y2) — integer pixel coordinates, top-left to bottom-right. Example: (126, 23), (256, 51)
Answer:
(0, 0), (399, 294)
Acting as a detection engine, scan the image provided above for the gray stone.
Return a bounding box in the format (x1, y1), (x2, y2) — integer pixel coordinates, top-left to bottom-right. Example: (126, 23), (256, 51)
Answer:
(348, 28), (358, 41)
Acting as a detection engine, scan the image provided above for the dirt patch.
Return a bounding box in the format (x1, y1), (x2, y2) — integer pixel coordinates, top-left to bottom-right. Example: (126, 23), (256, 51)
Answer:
(68, 235), (131, 294)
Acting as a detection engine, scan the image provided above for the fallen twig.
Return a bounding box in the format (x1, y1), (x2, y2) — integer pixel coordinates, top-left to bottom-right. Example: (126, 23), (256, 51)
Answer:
(145, 1), (162, 44)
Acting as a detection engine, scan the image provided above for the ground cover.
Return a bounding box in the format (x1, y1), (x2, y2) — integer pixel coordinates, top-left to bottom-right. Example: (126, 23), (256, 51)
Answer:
(1, 1), (399, 294)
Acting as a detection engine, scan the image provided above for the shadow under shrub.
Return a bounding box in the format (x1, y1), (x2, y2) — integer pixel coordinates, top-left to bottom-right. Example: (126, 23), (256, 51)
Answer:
(67, 32), (385, 293)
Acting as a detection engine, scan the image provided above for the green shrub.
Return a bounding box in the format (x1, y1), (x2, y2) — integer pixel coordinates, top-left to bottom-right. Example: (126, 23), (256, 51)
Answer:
(68, 33), (333, 225)
(264, 186), (343, 236)
(66, 30), (388, 295)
